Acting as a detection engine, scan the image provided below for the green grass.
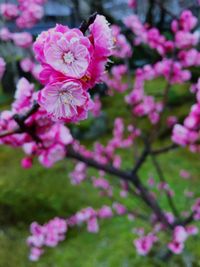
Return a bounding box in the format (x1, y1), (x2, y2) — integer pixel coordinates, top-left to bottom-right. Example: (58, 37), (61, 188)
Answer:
(0, 79), (200, 267)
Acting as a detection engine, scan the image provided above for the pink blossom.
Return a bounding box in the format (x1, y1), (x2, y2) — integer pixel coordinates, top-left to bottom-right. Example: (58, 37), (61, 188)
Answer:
(89, 15), (113, 57)
(0, 27), (11, 41)
(111, 25), (132, 58)
(134, 234), (157, 256)
(44, 29), (91, 78)
(179, 169), (191, 179)
(186, 225), (198, 236)
(113, 202), (126, 215)
(12, 32), (33, 48)
(173, 226), (188, 243)
(69, 162), (87, 185)
(175, 31), (199, 49)
(167, 116), (177, 128)
(0, 3), (19, 20)
(93, 177), (111, 191)
(168, 241), (184, 254)
(38, 81), (92, 122)
(90, 95), (101, 117)
(21, 157), (33, 169)
(12, 78), (34, 113)
(98, 206), (113, 219)
(0, 57), (6, 80)
(87, 217), (99, 233)
(15, 0), (46, 29)
(76, 207), (96, 223)
(192, 198), (200, 220)
(20, 58), (34, 73)
(179, 10), (197, 32)
(29, 247), (43, 261)
(38, 144), (66, 168)
(128, 0), (136, 8)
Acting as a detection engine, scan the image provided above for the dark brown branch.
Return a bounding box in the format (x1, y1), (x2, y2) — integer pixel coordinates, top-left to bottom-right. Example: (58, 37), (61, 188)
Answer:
(154, 0), (178, 20)
(152, 144), (178, 155)
(67, 146), (172, 229)
(132, 144), (150, 175)
(0, 127), (21, 138)
(67, 146), (134, 182)
(0, 101), (40, 139)
(174, 212), (195, 227)
(79, 12), (97, 34)
(150, 153), (180, 218)
(21, 101), (40, 121)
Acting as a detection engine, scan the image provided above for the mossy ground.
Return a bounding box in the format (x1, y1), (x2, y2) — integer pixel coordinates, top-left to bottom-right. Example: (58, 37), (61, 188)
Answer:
(0, 79), (200, 267)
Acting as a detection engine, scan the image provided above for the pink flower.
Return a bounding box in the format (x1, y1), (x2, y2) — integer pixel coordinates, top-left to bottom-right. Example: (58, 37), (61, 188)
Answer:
(173, 226), (188, 243)
(87, 217), (99, 233)
(186, 225), (198, 236)
(12, 78), (34, 113)
(38, 80), (92, 122)
(20, 58), (34, 73)
(0, 27), (11, 41)
(167, 116), (177, 128)
(38, 144), (66, 168)
(179, 10), (197, 32)
(168, 241), (184, 254)
(0, 57), (6, 80)
(128, 0), (136, 8)
(0, 3), (19, 20)
(98, 206), (113, 219)
(113, 202), (126, 215)
(12, 32), (33, 48)
(175, 31), (199, 49)
(21, 157), (33, 169)
(29, 247), (43, 261)
(69, 162), (87, 185)
(172, 124), (198, 146)
(44, 29), (91, 78)
(134, 234), (157, 256)
(93, 177), (111, 191)
(179, 169), (191, 179)
(76, 207), (96, 223)
(89, 15), (113, 57)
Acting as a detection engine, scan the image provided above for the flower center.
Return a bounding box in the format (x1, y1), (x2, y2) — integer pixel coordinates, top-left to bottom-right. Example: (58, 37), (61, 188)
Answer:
(63, 51), (75, 64)
(59, 91), (74, 105)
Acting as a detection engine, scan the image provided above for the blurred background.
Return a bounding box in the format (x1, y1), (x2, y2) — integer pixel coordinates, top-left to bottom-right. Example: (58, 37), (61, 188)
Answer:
(0, 1), (200, 267)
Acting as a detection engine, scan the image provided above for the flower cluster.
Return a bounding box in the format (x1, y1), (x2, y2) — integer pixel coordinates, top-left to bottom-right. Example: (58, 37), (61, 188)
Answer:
(124, 15), (174, 56)
(172, 78), (200, 150)
(33, 15), (113, 122)
(0, 78), (73, 168)
(72, 118), (140, 167)
(103, 64), (129, 93)
(28, 205), (114, 261)
(172, 10), (199, 49)
(0, 0), (46, 28)
(134, 233), (157, 256)
(0, 57), (6, 80)
(0, 26), (33, 48)
(168, 225), (198, 254)
(111, 25), (132, 59)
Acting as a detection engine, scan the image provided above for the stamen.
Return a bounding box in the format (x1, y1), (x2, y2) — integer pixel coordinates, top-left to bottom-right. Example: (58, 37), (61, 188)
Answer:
(63, 52), (75, 64)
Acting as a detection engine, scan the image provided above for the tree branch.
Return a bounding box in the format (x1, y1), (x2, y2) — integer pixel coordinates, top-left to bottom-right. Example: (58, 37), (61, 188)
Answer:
(67, 146), (172, 229)
(79, 12), (97, 34)
(150, 153), (180, 218)
(152, 144), (178, 155)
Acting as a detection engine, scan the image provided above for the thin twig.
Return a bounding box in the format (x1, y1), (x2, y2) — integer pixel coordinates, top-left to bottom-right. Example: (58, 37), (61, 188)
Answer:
(150, 153), (180, 218)
(152, 144), (178, 155)
(154, 0), (178, 20)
